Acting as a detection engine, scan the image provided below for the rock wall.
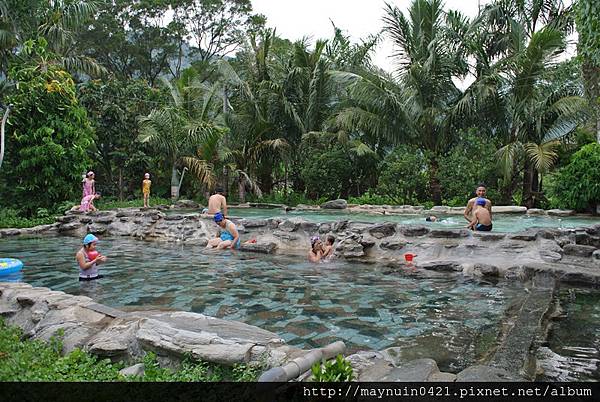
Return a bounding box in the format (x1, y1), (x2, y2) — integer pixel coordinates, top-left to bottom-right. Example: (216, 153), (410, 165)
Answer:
(0, 282), (304, 368)
(1, 208), (600, 286)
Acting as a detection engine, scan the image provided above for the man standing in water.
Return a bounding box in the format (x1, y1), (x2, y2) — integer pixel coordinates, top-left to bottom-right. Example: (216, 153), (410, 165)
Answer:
(464, 184), (492, 223)
(204, 187), (228, 217)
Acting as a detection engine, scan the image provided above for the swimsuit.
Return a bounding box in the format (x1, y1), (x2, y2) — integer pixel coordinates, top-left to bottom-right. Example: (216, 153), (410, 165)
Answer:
(83, 179), (94, 197)
(80, 194), (95, 212)
(79, 250), (101, 280)
(219, 220), (240, 248)
(142, 179), (151, 195)
(475, 223), (493, 232)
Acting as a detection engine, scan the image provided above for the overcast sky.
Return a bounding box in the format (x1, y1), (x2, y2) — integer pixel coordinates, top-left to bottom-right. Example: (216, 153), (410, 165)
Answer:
(251, 0), (488, 73)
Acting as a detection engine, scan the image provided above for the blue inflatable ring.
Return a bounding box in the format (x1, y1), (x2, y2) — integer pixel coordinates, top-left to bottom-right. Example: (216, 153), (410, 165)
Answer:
(0, 258), (23, 276)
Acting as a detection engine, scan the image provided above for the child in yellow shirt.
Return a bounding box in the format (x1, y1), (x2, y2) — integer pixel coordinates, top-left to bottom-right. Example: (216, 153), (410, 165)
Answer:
(142, 173), (151, 208)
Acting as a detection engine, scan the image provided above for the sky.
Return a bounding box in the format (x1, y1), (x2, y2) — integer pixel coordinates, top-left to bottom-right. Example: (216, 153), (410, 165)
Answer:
(251, 0), (488, 73)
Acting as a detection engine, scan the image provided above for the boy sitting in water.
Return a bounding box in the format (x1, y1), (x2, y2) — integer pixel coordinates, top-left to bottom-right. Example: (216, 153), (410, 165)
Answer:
(466, 198), (493, 231)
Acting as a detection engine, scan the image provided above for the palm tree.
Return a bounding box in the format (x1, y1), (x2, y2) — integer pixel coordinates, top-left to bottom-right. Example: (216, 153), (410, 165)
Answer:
(139, 71), (226, 199)
(0, 0), (104, 77)
(334, 0), (469, 204)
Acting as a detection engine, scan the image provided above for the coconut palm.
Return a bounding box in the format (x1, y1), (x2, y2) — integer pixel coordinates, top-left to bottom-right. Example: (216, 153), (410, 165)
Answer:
(333, 0), (469, 204)
(139, 72), (226, 199)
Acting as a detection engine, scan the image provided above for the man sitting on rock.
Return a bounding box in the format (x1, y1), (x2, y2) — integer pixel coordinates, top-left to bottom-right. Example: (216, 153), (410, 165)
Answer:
(203, 187), (228, 217)
(466, 198), (493, 231)
(464, 184), (492, 223)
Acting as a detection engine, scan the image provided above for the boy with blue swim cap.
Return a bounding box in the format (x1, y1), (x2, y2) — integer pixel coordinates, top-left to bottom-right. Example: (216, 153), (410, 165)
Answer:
(466, 197), (493, 231)
(206, 212), (241, 249)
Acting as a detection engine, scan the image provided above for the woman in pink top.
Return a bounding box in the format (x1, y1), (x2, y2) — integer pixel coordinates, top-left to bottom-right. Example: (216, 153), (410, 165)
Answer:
(82, 171), (95, 197)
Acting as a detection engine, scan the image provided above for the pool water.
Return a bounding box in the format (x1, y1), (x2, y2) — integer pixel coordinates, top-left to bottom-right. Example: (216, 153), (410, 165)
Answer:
(0, 236), (527, 372)
(537, 289), (600, 381)
(173, 207), (600, 233)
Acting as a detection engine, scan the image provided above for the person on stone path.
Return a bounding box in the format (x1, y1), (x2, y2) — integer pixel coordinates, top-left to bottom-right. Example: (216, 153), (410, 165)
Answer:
(80, 193), (101, 212)
(142, 173), (151, 208)
(203, 187), (228, 217)
(322, 235), (335, 259)
(466, 198), (493, 231)
(308, 236), (324, 263)
(206, 212), (240, 250)
(76, 234), (107, 281)
(464, 184), (492, 223)
(82, 171), (95, 198)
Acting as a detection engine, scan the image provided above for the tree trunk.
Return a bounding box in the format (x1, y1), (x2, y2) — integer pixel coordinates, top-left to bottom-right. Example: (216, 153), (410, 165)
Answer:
(238, 177), (246, 203)
(522, 159), (538, 208)
(118, 168), (123, 201)
(429, 157), (442, 205)
(170, 164), (179, 200)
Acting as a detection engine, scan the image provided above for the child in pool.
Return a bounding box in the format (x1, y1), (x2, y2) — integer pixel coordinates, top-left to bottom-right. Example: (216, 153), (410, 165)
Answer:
(322, 235), (335, 259)
(75, 234), (106, 281)
(142, 173), (151, 208)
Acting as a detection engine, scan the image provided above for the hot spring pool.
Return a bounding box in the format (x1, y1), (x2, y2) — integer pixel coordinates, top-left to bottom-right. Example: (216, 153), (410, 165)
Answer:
(171, 207), (600, 233)
(0, 236), (530, 372)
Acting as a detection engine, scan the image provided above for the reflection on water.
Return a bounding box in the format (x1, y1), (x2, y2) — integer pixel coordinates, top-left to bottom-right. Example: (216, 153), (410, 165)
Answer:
(171, 207), (600, 233)
(538, 289), (600, 381)
(0, 236), (526, 372)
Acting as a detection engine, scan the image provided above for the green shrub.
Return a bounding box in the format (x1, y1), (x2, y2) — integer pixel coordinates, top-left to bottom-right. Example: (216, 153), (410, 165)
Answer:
(349, 190), (397, 205)
(375, 145), (428, 205)
(311, 355), (354, 382)
(0, 208), (56, 229)
(247, 190), (323, 206)
(550, 143), (600, 211)
(300, 145), (354, 200)
(95, 197), (172, 210)
(1, 39), (93, 214)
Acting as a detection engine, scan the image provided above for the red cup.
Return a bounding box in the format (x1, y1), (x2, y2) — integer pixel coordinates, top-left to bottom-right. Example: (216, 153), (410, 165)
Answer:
(404, 253), (416, 262)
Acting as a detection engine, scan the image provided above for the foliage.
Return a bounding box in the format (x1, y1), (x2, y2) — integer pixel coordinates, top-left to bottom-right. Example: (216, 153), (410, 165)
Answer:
(246, 190), (322, 206)
(78, 79), (166, 199)
(0, 319), (258, 382)
(348, 190), (398, 206)
(310, 355), (354, 382)
(1, 40), (94, 214)
(0, 208), (56, 229)
(299, 145), (354, 200)
(94, 197), (172, 211)
(438, 131), (501, 206)
(375, 145), (429, 205)
(550, 143), (600, 211)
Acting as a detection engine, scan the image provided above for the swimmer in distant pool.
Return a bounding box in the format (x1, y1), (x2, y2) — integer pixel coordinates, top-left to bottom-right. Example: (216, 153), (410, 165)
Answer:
(308, 236), (324, 263)
(322, 235), (335, 259)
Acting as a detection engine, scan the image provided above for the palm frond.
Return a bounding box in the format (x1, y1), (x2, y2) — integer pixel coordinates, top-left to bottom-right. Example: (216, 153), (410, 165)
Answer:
(524, 140), (559, 173)
(181, 157), (215, 187)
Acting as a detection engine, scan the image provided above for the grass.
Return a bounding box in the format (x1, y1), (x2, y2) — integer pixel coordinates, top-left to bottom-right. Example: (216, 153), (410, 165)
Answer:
(95, 196), (172, 210)
(0, 209), (56, 229)
(0, 318), (259, 381)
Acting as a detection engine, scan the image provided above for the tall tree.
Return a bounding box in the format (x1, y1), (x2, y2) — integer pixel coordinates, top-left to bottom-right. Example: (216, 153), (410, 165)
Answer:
(576, 0), (600, 143)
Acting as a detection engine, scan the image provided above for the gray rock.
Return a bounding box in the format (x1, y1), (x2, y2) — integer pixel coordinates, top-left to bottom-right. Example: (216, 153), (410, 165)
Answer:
(537, 228), (561, 239)
(547, 209), (575, 216)
(473, 232), (506, 241)
(332, 220), (349, 232)
(526, 208), (546, 215)
(456, 365), (521, 382)
(321, 199), (348, 209)
(562, 244), (596, 257)
(430, 206), (450, 213)
(368, 223), (397, 239)
(300, 222), (319, 233)
(240, 242), (277, 254)
(58, 221), (83, 232)
(380, 240), (407, 250)
(175, 199), (199, 209)
(242, 219), (268, 228)
(87, 223), (107, 235)
(508, 232), (537, 241)
(429, 229), (469, 238)
(539, 250), (562, 263)
(278, 220), (299, 232)
(594, 250), (600, 260)
(120, 363), (145, 377)
(357, 359), (395, 381)
(380, 347), (403, 367)
(318, 223), (331, 234)
(400, 226), (430, 237)
(419, 261), (463, 272)
(382, 358), (440, 382)
(492, 206), (527, 214)
(429, 372), (457, 382)
(473, 263), (499, 277)
(272, 231), (299, 241)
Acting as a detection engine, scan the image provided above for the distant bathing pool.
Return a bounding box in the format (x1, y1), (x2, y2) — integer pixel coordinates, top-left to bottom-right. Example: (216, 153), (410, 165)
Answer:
(1, 236), (526, 373)
(169, 207), (600, 233)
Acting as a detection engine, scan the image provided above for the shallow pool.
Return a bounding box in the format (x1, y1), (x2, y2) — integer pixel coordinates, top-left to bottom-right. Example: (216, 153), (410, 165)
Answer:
(173, 207), (600, 233)
(537, 288), (600, 381)
(0, 236), (527, 372)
